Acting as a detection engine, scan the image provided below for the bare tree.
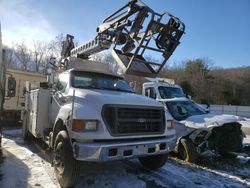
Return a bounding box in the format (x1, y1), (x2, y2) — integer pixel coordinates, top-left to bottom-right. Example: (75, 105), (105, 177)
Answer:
(31, 41), (49, 72)
(2, 45), (16, 69)
(47, 34), (64, 58)
(14, 42), (31, 71)
(47, 34), (79, 58)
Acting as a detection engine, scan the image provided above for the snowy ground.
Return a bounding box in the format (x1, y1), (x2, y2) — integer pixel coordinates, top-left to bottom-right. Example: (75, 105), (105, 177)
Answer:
(0, 129), (250, 188)
(240, 120), (250, 136)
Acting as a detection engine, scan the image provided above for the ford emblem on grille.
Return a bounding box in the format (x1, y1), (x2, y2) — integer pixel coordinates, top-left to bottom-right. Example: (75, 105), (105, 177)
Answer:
(137, 118), (146, 123)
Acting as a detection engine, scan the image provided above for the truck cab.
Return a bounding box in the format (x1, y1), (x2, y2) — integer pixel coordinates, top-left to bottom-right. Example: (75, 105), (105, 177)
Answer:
(51, 63), (175, 147)
(22, 58), (176, 187)
(142, 80), (185, 100)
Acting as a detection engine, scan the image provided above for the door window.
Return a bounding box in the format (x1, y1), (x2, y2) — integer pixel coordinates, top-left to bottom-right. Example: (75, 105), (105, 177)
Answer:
(145, 87), (156, 99)
(56, 73), (69, 93)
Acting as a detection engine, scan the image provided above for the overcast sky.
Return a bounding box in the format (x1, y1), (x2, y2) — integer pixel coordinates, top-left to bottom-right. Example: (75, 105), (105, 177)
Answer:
(0, 0), (249, 68)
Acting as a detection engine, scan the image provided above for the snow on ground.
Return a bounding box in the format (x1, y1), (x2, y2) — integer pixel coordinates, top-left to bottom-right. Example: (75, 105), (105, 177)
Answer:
(240, 120), (250, 136)
(0, 129), (250, 188)
(244, 136), (250, 144)
(0, 129), (60, 188)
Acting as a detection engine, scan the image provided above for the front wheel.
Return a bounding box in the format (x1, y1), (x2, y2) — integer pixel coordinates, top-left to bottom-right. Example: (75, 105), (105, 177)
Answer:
(138, 154), (168, 170)
(53, 130), (81, 187)
(178, 138), (199, 163)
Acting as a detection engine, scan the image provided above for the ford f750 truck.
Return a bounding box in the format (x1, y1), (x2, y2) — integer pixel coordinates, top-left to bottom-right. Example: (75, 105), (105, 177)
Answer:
(22, 0), (185, 187)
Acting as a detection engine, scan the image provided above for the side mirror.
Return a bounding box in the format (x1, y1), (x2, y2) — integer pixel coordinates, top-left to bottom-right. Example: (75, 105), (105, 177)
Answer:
(205, 103), (210, 113)
(185, 93), (192, 100)
(7, 76), (16, 97)
(148, 90), (156, 99)
(40, 82), (50, 89)
(48, 57), (57, 69)
(163, 104), (169, 112)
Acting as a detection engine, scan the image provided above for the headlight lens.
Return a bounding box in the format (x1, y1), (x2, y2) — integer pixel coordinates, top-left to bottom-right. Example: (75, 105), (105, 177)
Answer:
(72, 119), (98, 132)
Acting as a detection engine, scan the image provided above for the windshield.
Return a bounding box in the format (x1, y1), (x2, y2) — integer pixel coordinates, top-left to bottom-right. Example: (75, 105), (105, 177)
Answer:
(166, 100), (206, 121)
(158, 86), (185, 99)
(71, 71), (134, 93)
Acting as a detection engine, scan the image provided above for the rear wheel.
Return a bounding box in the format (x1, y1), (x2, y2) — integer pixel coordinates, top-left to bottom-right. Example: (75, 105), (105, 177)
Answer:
(178, 138), (199, 163)
(53, 130), (81, 187)
(138, 154), (168, 170)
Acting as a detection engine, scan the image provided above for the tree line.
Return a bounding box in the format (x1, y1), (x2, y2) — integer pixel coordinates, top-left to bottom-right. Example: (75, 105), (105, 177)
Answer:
(160, 59), (250, 106)
(3, 34), (64, 73)
(2, 36), (250, 106)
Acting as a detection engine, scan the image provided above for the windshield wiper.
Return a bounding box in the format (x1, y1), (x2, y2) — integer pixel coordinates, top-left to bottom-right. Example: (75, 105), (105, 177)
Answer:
(75, 85), (102, 89)
(74, 86), (134, 93)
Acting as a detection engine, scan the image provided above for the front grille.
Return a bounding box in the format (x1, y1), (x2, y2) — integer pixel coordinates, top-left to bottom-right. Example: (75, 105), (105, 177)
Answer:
(102, 105), (165, 136)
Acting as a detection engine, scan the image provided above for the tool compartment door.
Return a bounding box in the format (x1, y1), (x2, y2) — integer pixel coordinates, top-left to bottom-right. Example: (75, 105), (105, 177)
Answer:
(30, 89), (50, 138)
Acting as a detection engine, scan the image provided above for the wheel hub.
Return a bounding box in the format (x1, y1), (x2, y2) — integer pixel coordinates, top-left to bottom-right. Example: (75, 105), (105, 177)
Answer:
(54, 142), (64, 173)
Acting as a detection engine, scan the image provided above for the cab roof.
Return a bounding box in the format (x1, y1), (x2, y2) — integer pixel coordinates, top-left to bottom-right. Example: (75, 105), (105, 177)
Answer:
(61, 57), (123, 78)
(143, 81), (181, 89)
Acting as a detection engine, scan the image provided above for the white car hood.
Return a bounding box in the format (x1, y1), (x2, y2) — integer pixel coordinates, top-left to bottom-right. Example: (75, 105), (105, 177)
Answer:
(72, 88), (163, 108)
(181, 113), (242, 129)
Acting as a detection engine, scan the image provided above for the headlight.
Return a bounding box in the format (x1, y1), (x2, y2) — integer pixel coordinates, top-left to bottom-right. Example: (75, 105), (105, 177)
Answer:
(72, 119), (98, 132)
(167, 120), (174, 129)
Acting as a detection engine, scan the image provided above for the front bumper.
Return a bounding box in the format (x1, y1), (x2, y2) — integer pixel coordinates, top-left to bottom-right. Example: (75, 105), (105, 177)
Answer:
(73, 135), (176, 161)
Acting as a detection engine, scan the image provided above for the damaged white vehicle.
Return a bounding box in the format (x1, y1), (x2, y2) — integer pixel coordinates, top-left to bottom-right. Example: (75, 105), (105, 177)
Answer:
(163, 97), (244, 162)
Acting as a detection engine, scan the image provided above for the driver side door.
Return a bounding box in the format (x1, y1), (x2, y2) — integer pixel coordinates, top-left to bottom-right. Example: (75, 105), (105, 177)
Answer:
(49, 73), (69, 124)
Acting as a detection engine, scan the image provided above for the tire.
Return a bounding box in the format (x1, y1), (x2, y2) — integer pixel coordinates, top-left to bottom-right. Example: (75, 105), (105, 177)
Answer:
(219, 152), (237, 159)
(178, 138), (199, 163)
(22, 112), (32, 141)
(0, 120), (2, 147)
(138, 154), (168, 170)
(53, 130), (81, 188)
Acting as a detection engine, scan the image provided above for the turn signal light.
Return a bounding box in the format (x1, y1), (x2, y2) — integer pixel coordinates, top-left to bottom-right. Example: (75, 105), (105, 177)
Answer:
(72, 119), (98, 132)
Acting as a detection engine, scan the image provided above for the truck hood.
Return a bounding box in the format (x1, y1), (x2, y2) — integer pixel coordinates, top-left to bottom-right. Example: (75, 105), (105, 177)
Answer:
(181, 113), (243, 129)
(72, 88), (163, 108)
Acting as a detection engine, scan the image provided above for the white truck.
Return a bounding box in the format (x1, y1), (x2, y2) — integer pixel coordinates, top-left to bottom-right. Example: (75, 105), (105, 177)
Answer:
(22, 1), (185, 187)
(142, 80), (245, 162)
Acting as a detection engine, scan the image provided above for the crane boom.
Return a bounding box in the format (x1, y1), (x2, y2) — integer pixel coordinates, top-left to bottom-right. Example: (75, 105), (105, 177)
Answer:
(61, 0), (185, 77)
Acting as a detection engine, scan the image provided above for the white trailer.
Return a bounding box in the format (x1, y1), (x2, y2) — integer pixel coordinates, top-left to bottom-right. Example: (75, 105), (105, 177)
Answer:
(3, 69), (46, 124)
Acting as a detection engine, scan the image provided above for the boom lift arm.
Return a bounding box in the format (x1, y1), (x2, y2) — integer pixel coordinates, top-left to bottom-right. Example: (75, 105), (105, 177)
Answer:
(61, 0), (185, 77)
